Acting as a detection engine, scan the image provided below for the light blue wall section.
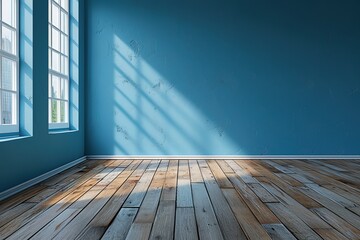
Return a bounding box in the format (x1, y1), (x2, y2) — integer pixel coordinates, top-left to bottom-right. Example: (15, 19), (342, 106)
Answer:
(86, 0), (360, 156)
(0, 0), (85, 193)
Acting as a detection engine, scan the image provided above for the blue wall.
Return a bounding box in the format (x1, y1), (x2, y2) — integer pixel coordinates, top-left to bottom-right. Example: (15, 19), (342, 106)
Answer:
(0, 0), (85, 193)
(86, 0), (360, 156)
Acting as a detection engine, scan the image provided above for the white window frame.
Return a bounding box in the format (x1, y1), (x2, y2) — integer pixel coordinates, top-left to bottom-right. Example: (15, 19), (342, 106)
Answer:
(0, 0), (19, 134)
(48, 0), (70, 130)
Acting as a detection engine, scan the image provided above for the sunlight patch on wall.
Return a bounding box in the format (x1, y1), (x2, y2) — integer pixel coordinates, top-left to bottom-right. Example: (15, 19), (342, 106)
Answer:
(112, 34), (242, 155)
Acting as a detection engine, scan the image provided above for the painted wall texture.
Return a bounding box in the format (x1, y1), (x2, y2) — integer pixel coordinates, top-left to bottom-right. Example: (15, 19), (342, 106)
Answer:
(0, 0), (85, 193)
(86, 0), (360, 156)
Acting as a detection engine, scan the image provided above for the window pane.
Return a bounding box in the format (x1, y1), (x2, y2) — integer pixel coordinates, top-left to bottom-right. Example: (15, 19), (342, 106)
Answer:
(64, 13), (69, 35)
(52, 50), (60, 72)
(60, 100), (67, 122)
(51, 75), (60, 98)
(61, 33), (68, 55)
(1, 57), (16, 91)
(2, 25), (16, 55)
(61, 55), (68, 74)
(52, 3), (60, 29)
(2, 0), (16, 27)
(61, 0), (68, 12)
(48, 49), (52, 68)
(52, 27), (60, 51)
(61, 11), (66, 33)
(50, 99), (58, 123)
(1, 91), (15, 124)
(48, 75), (52, 96)
(60, 78), (68, 100)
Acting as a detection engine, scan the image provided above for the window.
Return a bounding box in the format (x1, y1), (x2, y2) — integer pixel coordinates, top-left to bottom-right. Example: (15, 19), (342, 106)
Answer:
(48, 0), (69, 130)
(0, 0), (19, 134)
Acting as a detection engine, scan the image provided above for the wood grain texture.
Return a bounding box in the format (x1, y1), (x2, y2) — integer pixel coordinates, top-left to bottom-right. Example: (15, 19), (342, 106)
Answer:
(1, 158), (359, 240)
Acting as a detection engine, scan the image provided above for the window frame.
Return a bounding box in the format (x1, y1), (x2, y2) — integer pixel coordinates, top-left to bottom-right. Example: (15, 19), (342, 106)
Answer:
(0, 0), (20, 135)
(48, 0), (70, 130)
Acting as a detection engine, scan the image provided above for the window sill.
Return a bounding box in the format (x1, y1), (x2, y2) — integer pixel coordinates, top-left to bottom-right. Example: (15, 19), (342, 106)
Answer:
(0, 135), (31, 143)
(49, 129), (78, 135)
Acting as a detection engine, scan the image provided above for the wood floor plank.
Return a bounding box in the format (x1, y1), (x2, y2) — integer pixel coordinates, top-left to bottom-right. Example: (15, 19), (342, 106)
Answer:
(313, 228), (348, 240)
(226, 160), (259, 183)
(236, 160), (266, 177)
(189, 160), (203, 183)
(226, 172), (280, 224)
(263, 160), (294, 174)
(306, 183), (358, 208)
(216, 160), (234, 173)
(247, 183), (278, 203)
(0, 160), (98, 214)
(175, 208), (198, 240)
(177, 160), (193, 207)
(282, 160), (360, 194)
(102, 208), (138, 240)
(266, 203), (322, 240)
(311, 207), (360, 240)
(222, 188), (271, 240)
(252, 161), (323, 209)
(122, 160), (161, 208)
(192, 182), (224, 240)
(149, 160), (178, 240)
(76, 160), (144, 240)
(299, 185), (360, 230)
(257, 177), (330, 229)
(125, 161), (168, 240)
(207, 160), (233, 188)
(0, 202), (36, 228)
(198, 160), (247, 240)
(322, 184), (360, 205)
(53, 160), (155, 240)
(125, 223), (152, 240)
(262, 224), (297, 240)
(1, 160), (115, 239)
(20, 163), (128, 240)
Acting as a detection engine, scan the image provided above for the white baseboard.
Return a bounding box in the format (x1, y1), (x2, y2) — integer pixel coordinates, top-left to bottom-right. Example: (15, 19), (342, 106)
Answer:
(0, 156), (86, 201)
(86, 155), (360, 160)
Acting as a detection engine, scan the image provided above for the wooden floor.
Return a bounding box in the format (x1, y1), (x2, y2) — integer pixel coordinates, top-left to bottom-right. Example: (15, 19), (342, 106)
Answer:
(1, 159), (360, 240)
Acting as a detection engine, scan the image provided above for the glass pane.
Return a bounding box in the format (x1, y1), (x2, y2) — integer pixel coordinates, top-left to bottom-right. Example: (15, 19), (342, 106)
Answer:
(60, 78), (68, 100)
(51, 75), (60, 98)
(61, 11), (66, 32)
(48, 49), (52, 68)
(52, 27), (60, 51)
(2, 25), (16, 55)
(48, 75), (52, 96)
(48, 24), (52, 46)
(61, 0), (69, 11)
(64, 12), (69, 35)
(1, 91), (15, 124)
(2, 0), (16, 27)
(52, 3), (60, 29)
(64, 56), (69, 75)
(52, 50), (60, 72)
(60, 34), (64, 54)
(61, 33), (68, 55)
(1, 57), (16, 91)
(61, 55), (68, 74)
(50, 99), (58, 123)
(60, 100), (67, 122)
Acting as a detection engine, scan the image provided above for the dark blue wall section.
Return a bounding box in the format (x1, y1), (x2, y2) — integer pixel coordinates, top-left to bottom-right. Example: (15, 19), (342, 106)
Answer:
(0, 0), (85, 193)
(85, 0), (360, 156)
